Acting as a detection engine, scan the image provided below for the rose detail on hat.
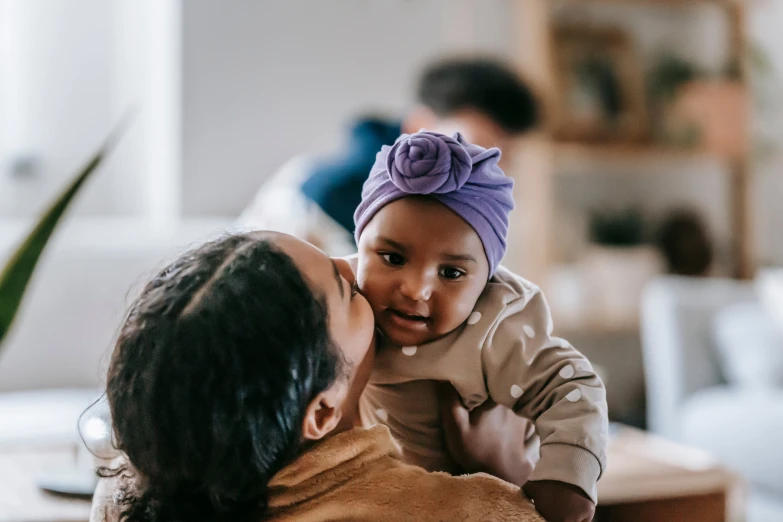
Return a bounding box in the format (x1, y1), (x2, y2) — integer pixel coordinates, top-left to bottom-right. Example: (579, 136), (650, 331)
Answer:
(386, 131), (473, 194)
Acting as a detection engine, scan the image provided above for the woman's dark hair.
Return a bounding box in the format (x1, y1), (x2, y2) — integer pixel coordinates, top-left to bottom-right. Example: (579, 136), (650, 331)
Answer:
(417, 57), (539, 133)
(104, 233), (344, 521)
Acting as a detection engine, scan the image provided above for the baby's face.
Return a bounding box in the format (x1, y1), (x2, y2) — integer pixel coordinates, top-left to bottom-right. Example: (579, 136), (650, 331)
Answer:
(356, 196), (489, 348)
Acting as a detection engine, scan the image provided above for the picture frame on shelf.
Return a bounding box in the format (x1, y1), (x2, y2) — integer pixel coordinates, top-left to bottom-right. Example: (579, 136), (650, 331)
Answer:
(551, 25), (648, 143)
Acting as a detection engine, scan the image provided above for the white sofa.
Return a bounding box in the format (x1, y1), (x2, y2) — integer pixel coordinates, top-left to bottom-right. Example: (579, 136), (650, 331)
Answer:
(641, 276), (783, 521)
(0, 218), (232, 448)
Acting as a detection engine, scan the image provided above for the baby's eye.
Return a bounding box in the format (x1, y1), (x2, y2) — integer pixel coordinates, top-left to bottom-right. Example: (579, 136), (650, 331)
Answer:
(380, 253), (405, 266)
(440, 267), (466, 280)
(350, 281), (360, 299)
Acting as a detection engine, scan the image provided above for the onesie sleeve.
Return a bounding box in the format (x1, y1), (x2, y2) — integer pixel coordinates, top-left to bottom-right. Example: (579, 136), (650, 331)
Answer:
(480, 283), (609, 503)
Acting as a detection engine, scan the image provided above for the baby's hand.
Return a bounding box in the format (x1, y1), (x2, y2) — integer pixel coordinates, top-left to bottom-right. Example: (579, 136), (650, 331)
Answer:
(523, 480), (595, 522)
(437, 382), (534, 487)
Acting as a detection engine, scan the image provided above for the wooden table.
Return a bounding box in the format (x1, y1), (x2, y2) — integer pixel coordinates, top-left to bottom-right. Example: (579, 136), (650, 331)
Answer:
(0, 444), (92, 522)
(597, 426), (745, 522)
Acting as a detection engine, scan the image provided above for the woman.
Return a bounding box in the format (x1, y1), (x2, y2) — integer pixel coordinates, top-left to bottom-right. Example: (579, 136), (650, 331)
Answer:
(91, 231), (542, 521)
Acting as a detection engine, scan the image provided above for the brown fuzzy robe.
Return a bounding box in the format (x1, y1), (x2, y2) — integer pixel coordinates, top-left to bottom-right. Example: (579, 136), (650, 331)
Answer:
(266, 425), (543, 522)
(91, 425), (543, 522)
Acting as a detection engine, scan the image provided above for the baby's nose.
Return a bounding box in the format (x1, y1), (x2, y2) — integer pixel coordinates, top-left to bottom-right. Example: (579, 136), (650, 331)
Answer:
(400, 274), (433, 302)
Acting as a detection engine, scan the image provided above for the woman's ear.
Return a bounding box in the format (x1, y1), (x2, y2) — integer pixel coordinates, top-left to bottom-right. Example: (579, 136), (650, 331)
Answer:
(302, 384), (347, 441)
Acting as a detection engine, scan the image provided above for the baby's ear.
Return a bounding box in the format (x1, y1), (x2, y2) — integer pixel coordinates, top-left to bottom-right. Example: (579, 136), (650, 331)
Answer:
(301, 384), (347, 441)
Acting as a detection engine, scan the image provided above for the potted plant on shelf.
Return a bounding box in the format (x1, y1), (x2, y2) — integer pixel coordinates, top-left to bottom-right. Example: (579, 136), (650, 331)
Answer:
(649, 52), (748, 158)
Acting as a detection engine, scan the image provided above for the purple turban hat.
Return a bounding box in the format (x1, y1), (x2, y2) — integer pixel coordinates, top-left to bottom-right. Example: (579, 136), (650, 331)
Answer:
(353, 131), (514, 276)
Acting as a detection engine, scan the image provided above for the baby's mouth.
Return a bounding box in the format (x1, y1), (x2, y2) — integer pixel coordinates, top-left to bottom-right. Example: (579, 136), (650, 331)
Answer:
(386, 308), (430, 329)
(392, 309), (427, 321)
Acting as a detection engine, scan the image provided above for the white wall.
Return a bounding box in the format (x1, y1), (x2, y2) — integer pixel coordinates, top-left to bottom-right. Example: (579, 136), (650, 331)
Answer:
(0, 0), (181, 224)
(0, 0), (117, 217)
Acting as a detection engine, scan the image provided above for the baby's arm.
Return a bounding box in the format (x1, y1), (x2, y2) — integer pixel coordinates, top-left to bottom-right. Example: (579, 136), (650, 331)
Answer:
(480, 283), (608, 504)
(438, 383), (536, 487)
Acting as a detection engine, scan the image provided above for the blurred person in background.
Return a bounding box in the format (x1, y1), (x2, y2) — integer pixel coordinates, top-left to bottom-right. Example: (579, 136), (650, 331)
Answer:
(238, 57), (540, 255)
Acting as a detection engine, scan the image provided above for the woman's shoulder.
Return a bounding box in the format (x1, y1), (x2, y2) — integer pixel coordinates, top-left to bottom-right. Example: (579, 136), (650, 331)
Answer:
(92, 429), (544, 522)
(368, 464), (544, 521)
(267, 426), (542, 522)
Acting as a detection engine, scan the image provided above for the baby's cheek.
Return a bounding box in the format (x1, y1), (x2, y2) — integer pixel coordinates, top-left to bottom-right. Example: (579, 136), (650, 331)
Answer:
(440, 300), (475, 329)
(356, 255), (378, 286)
(355, 264), (372, 293)
(357, 273), (385, 310)
(358, 262), (386, 292)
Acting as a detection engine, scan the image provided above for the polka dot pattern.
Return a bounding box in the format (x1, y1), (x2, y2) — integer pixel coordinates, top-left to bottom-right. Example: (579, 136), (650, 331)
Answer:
(566, 389), (582, 403)
(401, 346), (417, 356)
(510, 385), (524, 399)
(375, 408), (389, 422)
(467, 311), (482, 325)
(559, 365), (575, 379)
(523, 325), (536, 338)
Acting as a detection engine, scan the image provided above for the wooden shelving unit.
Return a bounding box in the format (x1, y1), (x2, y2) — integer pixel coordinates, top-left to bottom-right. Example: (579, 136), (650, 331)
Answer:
(552, 0), (740, 5)
(509, 0), (755, 333)
(553, 142), (730, 165)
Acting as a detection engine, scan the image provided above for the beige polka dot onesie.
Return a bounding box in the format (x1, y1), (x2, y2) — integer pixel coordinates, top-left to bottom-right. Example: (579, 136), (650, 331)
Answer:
(359, 266), (609, 503)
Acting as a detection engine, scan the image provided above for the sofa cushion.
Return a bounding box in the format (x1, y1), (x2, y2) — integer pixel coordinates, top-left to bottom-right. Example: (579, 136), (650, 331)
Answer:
(0, 388), (102, 448)
(680, 387), (783, 494)
(713, 302), (783, 388)
(757, 269), (783, 334)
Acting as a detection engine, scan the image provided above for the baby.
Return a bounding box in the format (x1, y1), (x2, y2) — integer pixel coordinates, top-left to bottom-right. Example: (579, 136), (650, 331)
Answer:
(352, 131), (609, 521)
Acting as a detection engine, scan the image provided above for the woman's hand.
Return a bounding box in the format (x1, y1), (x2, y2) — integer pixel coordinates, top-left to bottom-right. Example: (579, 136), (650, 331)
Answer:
(523, 480), (595, 522)
(437, 382), (534, 487)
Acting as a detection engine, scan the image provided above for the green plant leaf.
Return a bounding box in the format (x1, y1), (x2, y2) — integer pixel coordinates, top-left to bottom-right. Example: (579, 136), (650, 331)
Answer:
(0, 115), (130, 348)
